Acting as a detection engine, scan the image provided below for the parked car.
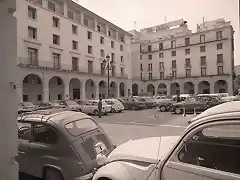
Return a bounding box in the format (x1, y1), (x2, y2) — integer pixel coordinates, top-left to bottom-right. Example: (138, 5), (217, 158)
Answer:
(103, 99), (124, 113)
(19, 102), (38, 111)
(18, 103), (33, 114)
(154, 97), (172, 112)
(133, 96), (156, 109)
(17, 108), (116, 180)
(118, 97), (146, 110)
(49, 101), (67, 109)
(171, 96), (213, 114)
(76, 100), (111, 116)
(93, 101), (240, 180)
(218, 93), (236, 101)
(33, 101), (53, 110)
(58, 100), (82, 112)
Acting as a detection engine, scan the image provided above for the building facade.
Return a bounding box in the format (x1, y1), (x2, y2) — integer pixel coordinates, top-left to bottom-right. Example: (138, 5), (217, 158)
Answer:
(16, 0), (133, 102)
(131, 19), (235, 96)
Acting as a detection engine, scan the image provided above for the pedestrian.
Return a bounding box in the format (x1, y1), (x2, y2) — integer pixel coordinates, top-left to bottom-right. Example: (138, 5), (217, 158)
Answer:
(98, 98), (103, 118)
(176, 93), (181, 103)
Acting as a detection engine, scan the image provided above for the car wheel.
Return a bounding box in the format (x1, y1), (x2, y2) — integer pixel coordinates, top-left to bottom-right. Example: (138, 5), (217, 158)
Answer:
(132, 106), (136, 110)
(159, 105), (166, 112)
(111, 108), (116, 113)
(175, 107), (182, 114)
(44, 168), (63, 180)
(94, 110), (99, 116)
(104, 112), (108, 115)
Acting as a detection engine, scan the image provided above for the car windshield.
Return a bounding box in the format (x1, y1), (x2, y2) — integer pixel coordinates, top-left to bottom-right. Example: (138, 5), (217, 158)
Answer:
(105, 100), (114, 105)
(66, 101), (78, 106)
(65, 118), (98, 136)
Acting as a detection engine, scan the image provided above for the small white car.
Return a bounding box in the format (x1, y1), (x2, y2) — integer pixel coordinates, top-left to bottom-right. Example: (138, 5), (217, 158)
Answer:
(76, 100), (112, 116)
(93, 101), (240, 180)
(103, 99), (124, 113)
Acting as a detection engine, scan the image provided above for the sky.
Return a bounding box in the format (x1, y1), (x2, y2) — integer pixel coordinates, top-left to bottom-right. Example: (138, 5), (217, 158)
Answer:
(76, 0), (239, 64)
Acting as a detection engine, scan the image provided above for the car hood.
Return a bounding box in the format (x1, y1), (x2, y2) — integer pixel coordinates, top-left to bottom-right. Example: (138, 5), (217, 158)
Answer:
(107, 136), (180, 164)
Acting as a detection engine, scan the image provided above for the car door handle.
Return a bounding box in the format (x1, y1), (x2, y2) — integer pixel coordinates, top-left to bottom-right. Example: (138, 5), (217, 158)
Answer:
(18, 151), (25, 154)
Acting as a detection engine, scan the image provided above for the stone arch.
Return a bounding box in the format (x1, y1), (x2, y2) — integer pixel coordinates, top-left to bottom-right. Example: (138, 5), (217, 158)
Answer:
(198, 81), (210, 94)
(132, 83), (139, 96)
(119, 82), (125, 97)
(69, 78), (81, 100)
(170, 82), (180, 95)
(184, 82), (195, 94)
(147, 84), (155, 96)
(85, 79), (97, 99)
(22, 74), (43, 102)
(99, 80), (107, 99)
(49, 76), (64, 101)
(110, 81), (117, 98)
(214, 80), (228, 93)
(157, 83), (167, 95)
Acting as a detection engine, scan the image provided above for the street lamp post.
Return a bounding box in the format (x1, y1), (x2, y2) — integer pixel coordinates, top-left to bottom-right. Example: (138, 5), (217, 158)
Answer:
(102, 55), (114, 98)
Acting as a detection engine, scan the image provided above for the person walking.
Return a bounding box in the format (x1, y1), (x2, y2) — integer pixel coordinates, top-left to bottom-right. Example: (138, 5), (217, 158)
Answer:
(98, 98), (103, 118)
(176, 93), (181, 103)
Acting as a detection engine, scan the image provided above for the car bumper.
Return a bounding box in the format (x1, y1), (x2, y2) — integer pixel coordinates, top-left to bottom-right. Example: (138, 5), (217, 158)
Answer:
(74, 172), (93, 180)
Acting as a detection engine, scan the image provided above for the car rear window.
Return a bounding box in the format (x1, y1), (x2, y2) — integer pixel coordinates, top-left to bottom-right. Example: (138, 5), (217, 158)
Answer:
(65, 118), (98, 136)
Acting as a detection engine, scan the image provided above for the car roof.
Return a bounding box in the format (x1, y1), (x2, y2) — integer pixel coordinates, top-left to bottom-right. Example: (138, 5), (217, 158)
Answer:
(187, 101), (240, 129)
(18, 108), (91, 125)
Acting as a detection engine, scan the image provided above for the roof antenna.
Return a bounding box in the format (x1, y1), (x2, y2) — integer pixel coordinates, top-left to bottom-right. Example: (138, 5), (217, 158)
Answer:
(203, 17), (205, 27)
(164, 15), (167, 23)
(134, 21), (137, 30)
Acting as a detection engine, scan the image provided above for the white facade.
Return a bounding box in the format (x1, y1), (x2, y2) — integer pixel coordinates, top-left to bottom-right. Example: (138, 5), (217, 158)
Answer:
(16, 0), (133, 102)
(0, 0), (19, 180)
(131, 19), (235, 96)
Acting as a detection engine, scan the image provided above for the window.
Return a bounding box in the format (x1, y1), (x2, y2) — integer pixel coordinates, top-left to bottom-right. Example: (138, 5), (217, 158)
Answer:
(120, 36), (125, 43)
(200, 34), (205, 43)
(111, 53), (115, 61)
(140, 73), (143, 80)
(185, 49), (190, 55)
(100, 63), (105, 75)
(185, 38), (190, 46)
(108, 30), (111, 36)
(23, 95), (28, 102)
(121, 56), (124, 62)
(160, 72), (164, 79)
(72, 25), (77, 35)
(148, 54), (152, 60)
(159, 43), (163, 50)
(53, 34), (60, 45)
(172, 50), (176, 56)
(97, 25), (101, 32)
(32, 123), (58, 144)
(28, 26), (37, 39)
(217, 66), (224, 74)
(217, 43), (223, 50)
(217, 54), (223, 63)
(149, 73), (152, 80)
(159, 53), (164, 58)
(72, 40), (78, 50)
(148, 45), (152, 52)
(58, 94), (62, 100)
(140, 45), (142, 52)
(87, 31), (92, 40)
(185, 58), (191, 67)
(172, 70), (177, 78)
(100, 36), (104, 44)
(52, 17), (60, 28)
(84, 18), (89, 26)
(111, 41), (115, 48)
(88, 60), (93, 73)
(53, 53), (61, 69)
(140, 64), (143, 71)
(48, 1), (55, 11)
(140, 55), (142, 60)
(159, 62), (164, 70)
(177, 122), (240, 176)
(120, 45), (123, 51)
(148, 63), (152, 71)
(100, 49), (105, 58)
(28, 48), (38, 66)
(28, 6), (37, 19)
(171, 40), (176, 48)
(121, 67), (124, 77)
(216, 31), (222, 40)
(111, 65), (116, 76)
(201, 67), (206, 76)
(72, 57), (78, 71)
(18, 122), (32, 140)
(186, 69), (191, 77)
(172, 60), (176, 69)
(200, 56), (206, 65)
(67, 10), (74, 20)
(200, 46), (206, 52)
(88, 46), (92, 54)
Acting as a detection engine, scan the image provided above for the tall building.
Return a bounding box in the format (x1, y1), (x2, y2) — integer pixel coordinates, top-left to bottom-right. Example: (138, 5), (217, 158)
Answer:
(16, 0), (133, 102)
(130, 18), (235, 96)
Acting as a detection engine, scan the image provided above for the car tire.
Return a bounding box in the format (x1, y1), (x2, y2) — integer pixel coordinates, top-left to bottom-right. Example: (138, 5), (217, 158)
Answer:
(132, 106), (136, 110)
(94, 110), (99, 116)
(175, 107), (182, 114)
(111, 108), (116, 113)
(159, 105), (167, 112)
(44, 168), (64, 180)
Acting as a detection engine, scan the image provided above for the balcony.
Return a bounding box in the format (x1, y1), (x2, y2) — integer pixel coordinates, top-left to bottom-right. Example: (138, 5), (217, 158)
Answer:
(18, 57), (129, 79)
(27, 0), (43, 5)
(216, 60), (224, 65)
(185, 64), (192, 68)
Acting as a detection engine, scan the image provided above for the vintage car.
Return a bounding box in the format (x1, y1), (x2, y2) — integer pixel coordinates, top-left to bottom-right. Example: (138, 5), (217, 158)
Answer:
(133, 96), (156, 109)
(58, 100), (82, 112)
(18, 102), (39, 112)
(17, 109), (116, 180)
(117, 97), (146, 110)
(170, 96), (218, 114)
(93, 101), (240, 180)
(103, 99), (124, 113)
(76, 99), (112, 116)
